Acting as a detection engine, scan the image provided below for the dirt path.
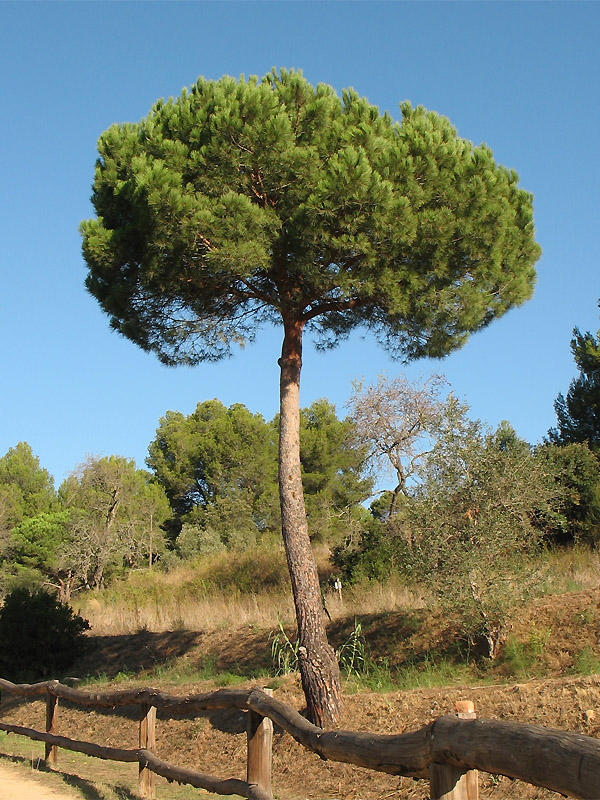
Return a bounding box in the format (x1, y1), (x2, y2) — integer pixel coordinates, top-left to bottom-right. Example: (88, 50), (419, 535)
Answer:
(0, 762), (82, 800)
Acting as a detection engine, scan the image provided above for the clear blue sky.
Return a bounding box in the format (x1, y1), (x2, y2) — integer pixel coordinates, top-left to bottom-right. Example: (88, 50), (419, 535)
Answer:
(1, 1), (598, 487)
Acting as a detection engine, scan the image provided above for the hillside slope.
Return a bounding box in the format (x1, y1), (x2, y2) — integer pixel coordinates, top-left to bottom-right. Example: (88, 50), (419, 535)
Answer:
(1, 587), (599, 799)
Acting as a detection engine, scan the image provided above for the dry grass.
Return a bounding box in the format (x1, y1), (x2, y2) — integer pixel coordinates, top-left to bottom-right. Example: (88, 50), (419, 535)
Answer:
(562, 545), (600, 588)
(74, 543), (597, 638)
(325, 576), (425, 620)
(77, 578), (423, 636)
(79, 586), (296, 635)
(75, 548), (423, 636)
(539, 545), (600, 593)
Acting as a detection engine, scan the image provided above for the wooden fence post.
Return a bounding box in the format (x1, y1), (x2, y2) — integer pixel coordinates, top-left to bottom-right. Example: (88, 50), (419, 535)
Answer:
(45, 693), (59, 766)
(429, 700), (478, 800)
(139, 703), (156, 799)
(247, 687), (273, 800)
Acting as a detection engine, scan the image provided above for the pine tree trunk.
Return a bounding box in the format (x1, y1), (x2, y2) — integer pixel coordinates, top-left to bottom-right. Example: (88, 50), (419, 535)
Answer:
(278, 317), (342, 728)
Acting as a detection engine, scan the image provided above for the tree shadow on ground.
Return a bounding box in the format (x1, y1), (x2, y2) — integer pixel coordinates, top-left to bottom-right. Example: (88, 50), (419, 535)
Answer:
(73, 625), (276, 682)
(74, 629), (203, 679)
(327, 608), (481, 676)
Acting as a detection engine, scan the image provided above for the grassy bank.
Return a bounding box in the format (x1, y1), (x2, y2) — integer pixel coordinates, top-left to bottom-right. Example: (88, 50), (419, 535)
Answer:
(66, 545), (600, 691)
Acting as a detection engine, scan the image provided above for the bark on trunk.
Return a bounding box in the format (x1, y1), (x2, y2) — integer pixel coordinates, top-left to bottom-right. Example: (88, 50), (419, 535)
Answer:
(389, 464), (406, 517)
(389, 484), (401, 516)
(278, 317), (342, 728)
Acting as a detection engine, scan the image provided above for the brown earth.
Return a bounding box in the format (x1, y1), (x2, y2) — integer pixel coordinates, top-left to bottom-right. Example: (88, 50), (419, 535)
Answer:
(1, 588), (600, 799)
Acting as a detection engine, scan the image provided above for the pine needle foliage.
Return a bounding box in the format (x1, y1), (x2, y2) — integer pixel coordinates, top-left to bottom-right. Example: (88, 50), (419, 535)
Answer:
(81, 68), (540, 366)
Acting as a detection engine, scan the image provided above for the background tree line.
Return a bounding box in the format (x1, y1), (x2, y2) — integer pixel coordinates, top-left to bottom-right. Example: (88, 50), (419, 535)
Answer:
(0, 447), (170, 600)
(0, 398), (372, 598)
(1, 300), (598, 668)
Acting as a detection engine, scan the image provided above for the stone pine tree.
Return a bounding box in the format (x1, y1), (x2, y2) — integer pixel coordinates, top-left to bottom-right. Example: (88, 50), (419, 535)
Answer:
(80, 69), (540, 726)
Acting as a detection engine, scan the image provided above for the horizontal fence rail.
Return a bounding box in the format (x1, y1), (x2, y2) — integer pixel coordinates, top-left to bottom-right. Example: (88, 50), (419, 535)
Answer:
(1, 678), (600, 799)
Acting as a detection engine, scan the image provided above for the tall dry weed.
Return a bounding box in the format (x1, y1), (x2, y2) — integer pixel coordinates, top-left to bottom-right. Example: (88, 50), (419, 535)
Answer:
(75, 545), (593, 636)
(80, 587), (296, 634)
(76, 549), (423, 634)
(541, 545), (600, 592)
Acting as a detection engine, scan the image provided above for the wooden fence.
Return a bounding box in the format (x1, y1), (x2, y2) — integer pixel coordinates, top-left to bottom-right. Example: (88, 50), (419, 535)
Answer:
(1, 677), (600, 800)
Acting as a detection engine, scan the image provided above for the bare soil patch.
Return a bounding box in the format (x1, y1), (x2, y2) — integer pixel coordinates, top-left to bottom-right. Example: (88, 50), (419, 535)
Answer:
(0, 760), (83, 800)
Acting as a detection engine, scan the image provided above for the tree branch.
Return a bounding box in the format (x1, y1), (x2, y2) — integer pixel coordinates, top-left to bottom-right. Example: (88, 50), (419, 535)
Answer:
(301, 297), (363, 322)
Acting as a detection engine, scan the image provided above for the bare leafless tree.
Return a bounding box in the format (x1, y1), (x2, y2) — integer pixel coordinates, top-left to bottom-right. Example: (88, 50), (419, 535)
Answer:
(347, 373), (448, 515)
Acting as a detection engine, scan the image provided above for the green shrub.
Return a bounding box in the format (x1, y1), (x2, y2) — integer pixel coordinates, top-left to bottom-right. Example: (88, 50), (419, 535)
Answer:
(500, 627), (551, 679)
(331, 517), (408, 584)
(0, 588), (90, 683)
(572, 646), (600, 676)
(175, 522), (224, 560)
(270, 619), (299, 675)
(336, 619), (367, 677)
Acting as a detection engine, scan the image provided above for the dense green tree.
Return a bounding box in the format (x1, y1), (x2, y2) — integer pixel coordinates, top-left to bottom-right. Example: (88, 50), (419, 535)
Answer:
(0, 483), (21, 540)
(549, 303), (600, 450)
(8, 511), (73, 600)
(0, 444), (57, 595)
(537, 441), (600, 544)
(148, 400), (278, 535)
(0, 442), (56, 530)
(9, 511), (69, 570)
(198, 493), (259, 550)
(299, 399), (372, 541)
(59, 456), (169, 589)
(81, 70), (540, 725)
(149, 398), (371, 545)
(406, 405), (557, 658)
